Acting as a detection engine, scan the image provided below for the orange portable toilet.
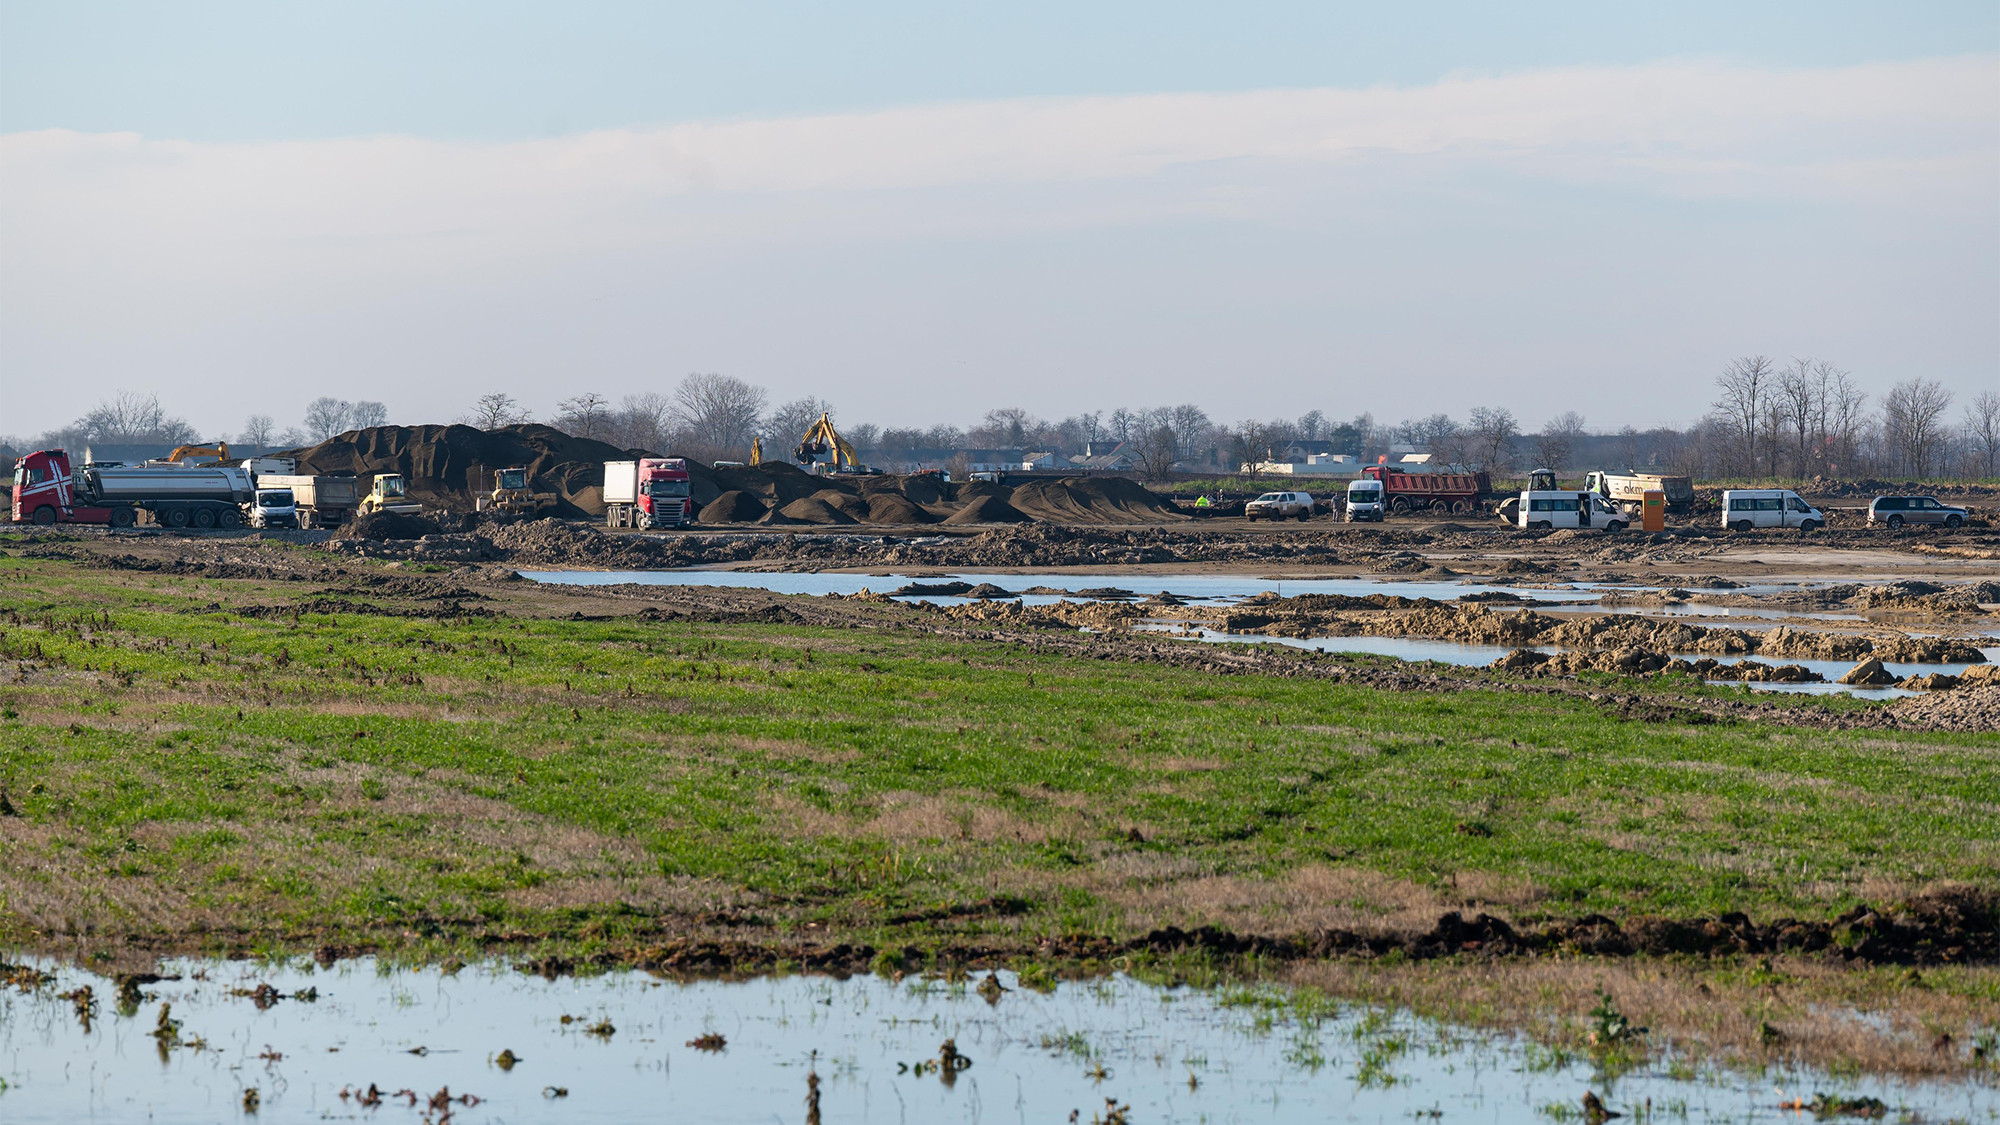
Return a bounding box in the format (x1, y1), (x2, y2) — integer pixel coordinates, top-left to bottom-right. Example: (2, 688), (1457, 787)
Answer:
(1641, 490), (1666, 532)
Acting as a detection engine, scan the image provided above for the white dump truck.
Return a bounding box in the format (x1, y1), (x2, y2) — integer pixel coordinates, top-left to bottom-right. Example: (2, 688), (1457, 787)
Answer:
(255, 474), (361, 528)
(1582, 470), (1694, 515)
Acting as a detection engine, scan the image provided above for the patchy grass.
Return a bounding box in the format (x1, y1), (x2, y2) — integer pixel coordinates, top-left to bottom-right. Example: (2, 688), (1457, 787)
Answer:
(0, 555), (1994, 967)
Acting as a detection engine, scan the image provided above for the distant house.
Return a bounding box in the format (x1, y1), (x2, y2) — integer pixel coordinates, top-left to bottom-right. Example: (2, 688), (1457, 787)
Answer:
(1020, 451), (1061, 470)
(1071, 443), (1135, 472)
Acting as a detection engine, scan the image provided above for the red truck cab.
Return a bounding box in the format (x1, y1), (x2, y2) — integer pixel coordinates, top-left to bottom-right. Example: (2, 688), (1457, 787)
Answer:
(11, 450), (112, 525)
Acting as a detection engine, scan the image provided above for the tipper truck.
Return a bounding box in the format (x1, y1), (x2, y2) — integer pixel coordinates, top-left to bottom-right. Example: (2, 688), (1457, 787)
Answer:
(1357, 464), (1493, 514)
(10, 449), (251, 528)
(255, 474), (360, 528)
(1583, 470), (1694, 515)
(603, 458), (693, 529)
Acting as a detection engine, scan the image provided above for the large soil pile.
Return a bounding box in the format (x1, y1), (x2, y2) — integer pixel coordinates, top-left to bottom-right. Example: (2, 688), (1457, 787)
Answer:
(679, 462), (1180, 527)
(282, 424), (1186, 527)
(280, 424), (641, 519)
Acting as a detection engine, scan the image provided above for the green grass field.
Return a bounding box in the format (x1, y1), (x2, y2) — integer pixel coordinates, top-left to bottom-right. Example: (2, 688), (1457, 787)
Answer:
(1, 554), (1995, 967)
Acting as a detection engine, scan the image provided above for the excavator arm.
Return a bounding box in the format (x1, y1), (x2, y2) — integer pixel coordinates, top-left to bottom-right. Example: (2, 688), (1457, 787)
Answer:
(794, 413), (860, 470)
(166, 443), (232, 465)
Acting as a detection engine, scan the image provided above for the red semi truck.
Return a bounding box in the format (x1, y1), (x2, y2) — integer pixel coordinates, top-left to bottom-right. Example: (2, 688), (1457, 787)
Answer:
(602, 458), (694, 529)
(11, 449), (255, 528)
(1358, 464), (1493, 514)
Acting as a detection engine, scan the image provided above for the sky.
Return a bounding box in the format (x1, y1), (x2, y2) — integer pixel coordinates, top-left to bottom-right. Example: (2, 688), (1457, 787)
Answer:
(2, 1), (1996, 440)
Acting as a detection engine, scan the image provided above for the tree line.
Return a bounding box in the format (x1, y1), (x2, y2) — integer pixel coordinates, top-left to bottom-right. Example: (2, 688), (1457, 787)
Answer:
(6, 364), (1995, 481)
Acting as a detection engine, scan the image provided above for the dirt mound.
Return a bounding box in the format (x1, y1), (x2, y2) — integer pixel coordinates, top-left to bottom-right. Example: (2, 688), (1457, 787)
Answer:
(810, 490), (872, 520)
(1008, 477), (1186, 524)
(944, 494), (1032, 524)
(700, 491), (768, 524)
(777, 497), (859, 524)
(862, 492), (934, 524)
(1890, 685), (2000, 731)
(281, 423), (641, 519)
(334, 511), (445, 540)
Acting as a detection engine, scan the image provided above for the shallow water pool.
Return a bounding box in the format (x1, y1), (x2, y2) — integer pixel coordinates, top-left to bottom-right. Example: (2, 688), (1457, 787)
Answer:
(1, 960), (1989, 1124)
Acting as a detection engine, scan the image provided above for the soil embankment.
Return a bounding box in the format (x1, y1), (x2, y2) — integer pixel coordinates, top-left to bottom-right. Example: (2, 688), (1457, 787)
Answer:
(281, 425), (1187, 527)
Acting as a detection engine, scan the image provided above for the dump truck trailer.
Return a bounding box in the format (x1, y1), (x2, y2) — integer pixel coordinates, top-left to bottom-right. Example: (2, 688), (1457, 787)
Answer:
(1583, 470), (1694, 515)
(1358, 465), (1493, 514)
(256, 474), (360, 528)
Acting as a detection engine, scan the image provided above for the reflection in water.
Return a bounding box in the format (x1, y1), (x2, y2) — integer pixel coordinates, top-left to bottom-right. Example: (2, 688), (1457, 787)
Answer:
(0, 961), (1985, 1124)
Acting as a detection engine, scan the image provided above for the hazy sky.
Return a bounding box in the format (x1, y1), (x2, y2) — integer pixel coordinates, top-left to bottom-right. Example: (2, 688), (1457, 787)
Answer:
(3, 2), (1995, 440)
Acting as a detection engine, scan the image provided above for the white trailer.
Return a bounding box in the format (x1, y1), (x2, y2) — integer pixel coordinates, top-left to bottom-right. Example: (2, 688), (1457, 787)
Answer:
(75, 463), (254, 529)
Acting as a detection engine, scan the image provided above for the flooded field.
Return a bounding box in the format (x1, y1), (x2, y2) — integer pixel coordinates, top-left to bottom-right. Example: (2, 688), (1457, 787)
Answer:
(4, 959), (1994, 1124)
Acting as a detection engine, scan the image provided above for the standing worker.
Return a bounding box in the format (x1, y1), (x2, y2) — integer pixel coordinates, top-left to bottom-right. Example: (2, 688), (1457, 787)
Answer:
(1577, 491), (1591, 528)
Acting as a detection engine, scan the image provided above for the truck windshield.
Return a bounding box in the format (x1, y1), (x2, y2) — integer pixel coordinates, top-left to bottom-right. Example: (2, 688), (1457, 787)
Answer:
(258, 491), (294, 506)
(379, 478), (404, 497)
(1255, 493), (1284, 502)
(644, 480), (690, 498)
(1349, 487), (1380, 498)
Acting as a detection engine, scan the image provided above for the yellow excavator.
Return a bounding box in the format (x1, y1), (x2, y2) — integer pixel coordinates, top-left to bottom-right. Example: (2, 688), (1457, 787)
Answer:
(482, 466), (557, 515)
(793, 412), (866, 474)
(165, 442), (232, 465)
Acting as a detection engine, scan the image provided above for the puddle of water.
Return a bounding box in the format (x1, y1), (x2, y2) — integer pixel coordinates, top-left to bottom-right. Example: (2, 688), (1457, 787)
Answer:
(1134, 628), (1985, 696)
(3, 959), (1988, 1124)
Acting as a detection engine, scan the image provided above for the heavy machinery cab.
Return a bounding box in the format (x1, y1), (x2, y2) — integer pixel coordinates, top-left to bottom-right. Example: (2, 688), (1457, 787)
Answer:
(1528, 468), (1557, 491)
(374, 475), (406, 500)
(497, 468), (528, 491)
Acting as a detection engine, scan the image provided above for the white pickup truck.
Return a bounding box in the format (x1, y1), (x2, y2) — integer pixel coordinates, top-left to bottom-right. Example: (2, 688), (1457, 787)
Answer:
(1245, 491), (1314, 521)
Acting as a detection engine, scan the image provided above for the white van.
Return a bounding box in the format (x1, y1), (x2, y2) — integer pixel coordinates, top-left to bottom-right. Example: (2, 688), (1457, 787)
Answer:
(1516, 490), (1627, 531)
(247, 487), (298, 529)
(1721, 489), (1823, 532)
(1345, 479), (1385, 522)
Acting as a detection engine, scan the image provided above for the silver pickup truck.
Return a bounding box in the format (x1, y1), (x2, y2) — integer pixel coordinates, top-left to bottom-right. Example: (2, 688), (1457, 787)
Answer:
(1245, 490), (1314, 521)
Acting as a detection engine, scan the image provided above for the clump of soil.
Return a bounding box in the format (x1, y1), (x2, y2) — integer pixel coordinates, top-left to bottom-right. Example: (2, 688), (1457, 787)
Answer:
(1889, 685), (2000, 731)
(334, 511), (445, 541)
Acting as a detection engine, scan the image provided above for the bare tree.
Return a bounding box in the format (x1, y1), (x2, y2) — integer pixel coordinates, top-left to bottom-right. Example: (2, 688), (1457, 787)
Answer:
(1466, 407), (1518, 472)
(1964, 391), (2000, 478)
(1130, 424), (1180, 480)
(239, 414), (275, 446)
(1533, 412), (1586, 471)
(1296, 409), (1327, 442)
(554, 392), (610, 439)
(972, 407), (1039, 448)
(468, 393), (531, 430)
(1167, 404), (1215, 467)
(766, 397), (836, 447)
(349, 401), (389, 429)
(301, 397), (354, 442)
(670, 373), (767, 459)
(1713, 355), (1775, 474)
(1107, 408), (1136, 444)
(1824, 369), (1868, 475)
(1882, 378), (1954, 478)
(610, 392), (673, 452)
(69, 391), (199, 446)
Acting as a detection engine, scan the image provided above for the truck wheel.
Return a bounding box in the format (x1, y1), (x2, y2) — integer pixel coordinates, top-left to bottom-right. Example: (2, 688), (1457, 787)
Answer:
(193, 507), (217, 529)
(165, 506), (191, 528)
(1799, 519), (1820, 533)
(1296, 509), (1309, 522)
(218, 509), (242, 529)
(1390, 497), (1410, 513)
(1605, 521), (1625, 533)
(1731, 519), (1752, 533)
(1885, 514), (1903, 530)
(1531, 520), (1551, 530)
(31, 506), (57, 526)
(1945, 515), (1962, 529)
(1451, 501), (1471, 515)
(109, 506), (136, 528)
